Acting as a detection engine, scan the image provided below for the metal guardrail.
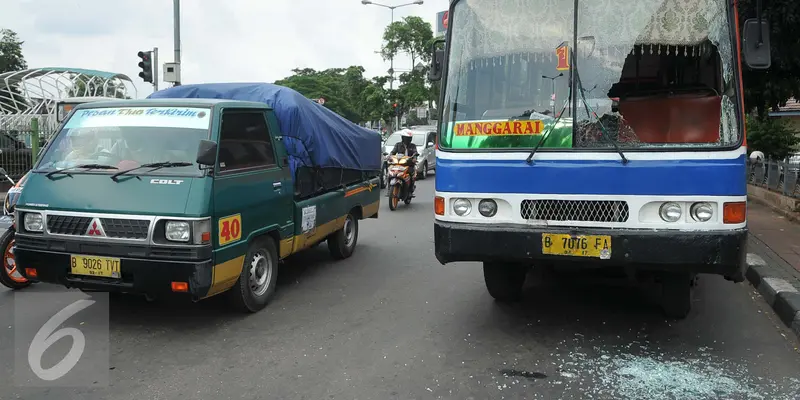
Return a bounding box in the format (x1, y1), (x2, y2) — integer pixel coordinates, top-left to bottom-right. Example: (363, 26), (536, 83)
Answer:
(747, 159), (800, 198)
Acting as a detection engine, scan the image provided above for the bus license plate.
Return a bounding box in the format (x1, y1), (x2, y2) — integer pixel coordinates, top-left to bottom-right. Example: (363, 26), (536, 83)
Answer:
(70, 255), (121, 278)
(541, 234), (611, 259)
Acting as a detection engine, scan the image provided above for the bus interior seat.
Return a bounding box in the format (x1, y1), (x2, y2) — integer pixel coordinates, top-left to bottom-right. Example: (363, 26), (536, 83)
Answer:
(617, 94), (721, 143)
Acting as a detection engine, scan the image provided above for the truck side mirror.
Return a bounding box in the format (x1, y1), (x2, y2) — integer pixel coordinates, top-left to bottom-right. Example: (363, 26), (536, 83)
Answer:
(196, 139), (218, 166)
(428, 39), (446, 82)
(742, 18), (771, 69)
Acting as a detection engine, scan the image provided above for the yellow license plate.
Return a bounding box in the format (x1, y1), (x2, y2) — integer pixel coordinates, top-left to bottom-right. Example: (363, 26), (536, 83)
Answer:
(70, 255), (121, 278)
(542, 233), (611, 259)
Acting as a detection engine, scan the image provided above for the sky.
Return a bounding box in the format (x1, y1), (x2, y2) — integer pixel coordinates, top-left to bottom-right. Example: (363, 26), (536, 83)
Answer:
(1, 0), (449, 99)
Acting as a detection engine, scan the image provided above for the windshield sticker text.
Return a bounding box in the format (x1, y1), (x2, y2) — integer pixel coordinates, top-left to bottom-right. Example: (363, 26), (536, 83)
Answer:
(64, 107), (210, 130)
(454, 120), (544, 136)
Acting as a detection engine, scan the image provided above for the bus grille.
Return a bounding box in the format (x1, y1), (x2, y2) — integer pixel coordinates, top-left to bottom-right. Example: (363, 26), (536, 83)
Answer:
(520, 199), (630, 222)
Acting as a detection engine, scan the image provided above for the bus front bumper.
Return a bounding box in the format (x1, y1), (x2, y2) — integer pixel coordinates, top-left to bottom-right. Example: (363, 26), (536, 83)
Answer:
(433, 220), (747, 281)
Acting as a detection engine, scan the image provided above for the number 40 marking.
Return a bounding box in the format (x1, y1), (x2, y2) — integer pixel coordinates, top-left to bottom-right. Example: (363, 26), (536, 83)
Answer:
(218, 214), (242, 245)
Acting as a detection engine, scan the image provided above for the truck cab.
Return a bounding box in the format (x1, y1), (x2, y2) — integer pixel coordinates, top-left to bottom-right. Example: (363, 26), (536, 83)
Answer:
(15, 99), (379, 312)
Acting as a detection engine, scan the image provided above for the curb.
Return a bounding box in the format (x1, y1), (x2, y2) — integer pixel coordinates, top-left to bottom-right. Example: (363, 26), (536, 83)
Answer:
(745, 253), (800, 339)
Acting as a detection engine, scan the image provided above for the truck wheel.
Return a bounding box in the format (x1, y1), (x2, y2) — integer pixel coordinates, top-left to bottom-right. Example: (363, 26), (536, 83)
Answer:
(0, 229), (30, 290)
(328, 212), (358, 259)
(483, 262), (528, 302)
(660, 272), (693, 319)
(418, 162), (428, 180)
(229, 238), (278, 313)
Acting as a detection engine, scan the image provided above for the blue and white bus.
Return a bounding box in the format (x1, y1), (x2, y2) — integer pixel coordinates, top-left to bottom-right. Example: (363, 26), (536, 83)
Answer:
(428, 0), (770, 317)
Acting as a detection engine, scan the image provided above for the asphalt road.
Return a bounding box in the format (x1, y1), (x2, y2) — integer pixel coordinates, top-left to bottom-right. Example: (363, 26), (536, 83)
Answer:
(2, 176), (800, 400)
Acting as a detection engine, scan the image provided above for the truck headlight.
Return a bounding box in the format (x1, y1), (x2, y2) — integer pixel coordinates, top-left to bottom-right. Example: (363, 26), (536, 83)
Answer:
(165, 221), (191, 242)
(659, 202), (682, 223)
(24, 212), (44, 232)
(453, 199), (472, 216)
(690, 202), (713, 222)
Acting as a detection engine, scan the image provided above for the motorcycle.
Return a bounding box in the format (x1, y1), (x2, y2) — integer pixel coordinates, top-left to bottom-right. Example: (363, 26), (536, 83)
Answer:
(386, 154), (417, 211)
(0, 168), (31, 290)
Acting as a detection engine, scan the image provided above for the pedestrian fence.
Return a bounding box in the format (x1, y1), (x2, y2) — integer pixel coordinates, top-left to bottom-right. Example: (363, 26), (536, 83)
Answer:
(0, 116), (57, 181)
(747, 159), (800, 198)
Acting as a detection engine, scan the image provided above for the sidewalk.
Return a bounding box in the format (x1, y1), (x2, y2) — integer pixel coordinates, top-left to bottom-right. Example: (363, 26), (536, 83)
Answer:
(745, 199), (800, 338)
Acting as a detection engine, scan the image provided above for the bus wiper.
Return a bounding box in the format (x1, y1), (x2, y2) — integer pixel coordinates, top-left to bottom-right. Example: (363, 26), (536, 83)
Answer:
(45, 163), (118, 179)
(574, 68), (629, 165)
(110, 161), (192, 181)
(525, 98), (571, 164)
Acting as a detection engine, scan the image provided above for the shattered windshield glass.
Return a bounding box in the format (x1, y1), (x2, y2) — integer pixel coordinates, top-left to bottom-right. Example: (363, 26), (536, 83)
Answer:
(440, 0), (739, 151)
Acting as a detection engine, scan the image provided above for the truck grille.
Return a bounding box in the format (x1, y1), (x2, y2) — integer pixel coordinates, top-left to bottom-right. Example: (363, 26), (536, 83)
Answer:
(520, 199), (630, 223)
(47, 215), (92, 235)
(46, 215), (150, 239)
(100, 218), (150, 239)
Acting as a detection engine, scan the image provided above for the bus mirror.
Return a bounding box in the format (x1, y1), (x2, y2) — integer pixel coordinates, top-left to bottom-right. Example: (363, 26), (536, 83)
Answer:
(742, 18), (771, 69)
(428, 39), (446, 82)
(196, 139), (217, 166)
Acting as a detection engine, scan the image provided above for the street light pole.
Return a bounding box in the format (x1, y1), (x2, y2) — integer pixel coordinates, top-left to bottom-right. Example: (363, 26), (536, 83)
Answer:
(361, 0), (423, 130)
(542, 73), (563, 115)
(173, 0), (182, 86)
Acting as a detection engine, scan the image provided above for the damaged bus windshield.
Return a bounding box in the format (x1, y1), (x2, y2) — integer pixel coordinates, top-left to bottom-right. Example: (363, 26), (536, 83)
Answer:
(440, 0), (740, 151)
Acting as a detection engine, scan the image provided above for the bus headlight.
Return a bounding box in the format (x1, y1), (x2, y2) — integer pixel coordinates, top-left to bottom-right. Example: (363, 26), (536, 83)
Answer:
(690, 202), (713, 222)
(478, 199), (497, 217)
(24, 212), (44, 232)
(659, 202), (682, 222)
(453, 199), (472, 216)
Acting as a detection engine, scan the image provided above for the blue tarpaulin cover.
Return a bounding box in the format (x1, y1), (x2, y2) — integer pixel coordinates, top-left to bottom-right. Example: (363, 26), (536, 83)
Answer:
(147, 83), (381, 177)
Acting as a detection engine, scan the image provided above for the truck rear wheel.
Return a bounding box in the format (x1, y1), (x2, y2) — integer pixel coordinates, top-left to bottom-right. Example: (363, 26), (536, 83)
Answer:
(328, 212), (358, 259)
(483, 262), (528, 302)
(229, 238), (278, 313)
(660, 272), (693, 319)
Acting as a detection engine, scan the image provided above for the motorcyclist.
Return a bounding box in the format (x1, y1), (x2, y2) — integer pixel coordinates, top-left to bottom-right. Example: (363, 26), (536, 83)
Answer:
(390, 130), (419, 191)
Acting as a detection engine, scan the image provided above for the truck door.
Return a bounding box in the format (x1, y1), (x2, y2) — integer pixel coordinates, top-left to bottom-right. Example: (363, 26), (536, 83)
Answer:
(212, 108), (293, 264)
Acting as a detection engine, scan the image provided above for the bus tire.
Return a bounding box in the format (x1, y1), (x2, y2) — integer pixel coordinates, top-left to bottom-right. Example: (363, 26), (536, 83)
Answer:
(229, 238), (278, 313)
(660, 272), (693, 319)
(328, 212), (358, 260)
(483, 262), (527, 302)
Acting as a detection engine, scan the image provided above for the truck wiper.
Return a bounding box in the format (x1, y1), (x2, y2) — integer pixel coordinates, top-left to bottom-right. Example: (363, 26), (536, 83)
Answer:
(45, 163), (118, 179)
(110, 161), (192, 181)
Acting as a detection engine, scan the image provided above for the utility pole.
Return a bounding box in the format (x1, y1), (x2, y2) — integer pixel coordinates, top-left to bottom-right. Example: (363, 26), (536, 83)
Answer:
(173, 0), (182, 86)
(152, 47), (159, 91)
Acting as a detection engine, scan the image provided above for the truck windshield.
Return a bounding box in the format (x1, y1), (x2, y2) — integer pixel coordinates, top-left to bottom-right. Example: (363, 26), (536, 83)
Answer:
(440, 0), (739, 151)
(36, 106), (211, 176)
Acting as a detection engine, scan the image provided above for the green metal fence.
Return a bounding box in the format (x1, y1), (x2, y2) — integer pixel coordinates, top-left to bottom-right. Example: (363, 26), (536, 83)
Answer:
(0, 118), (44, 181)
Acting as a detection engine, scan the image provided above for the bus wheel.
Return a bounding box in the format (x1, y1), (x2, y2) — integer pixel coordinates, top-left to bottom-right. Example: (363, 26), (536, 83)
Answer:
(660, 272), (693, 319)
(328, 212), (358, 260)
(230, 238), (278, 313)
(483, 262), (528, 302)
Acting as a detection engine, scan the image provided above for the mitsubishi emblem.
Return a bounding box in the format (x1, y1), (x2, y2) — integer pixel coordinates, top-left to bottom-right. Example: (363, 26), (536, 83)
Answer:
(85, 218), (106, 237)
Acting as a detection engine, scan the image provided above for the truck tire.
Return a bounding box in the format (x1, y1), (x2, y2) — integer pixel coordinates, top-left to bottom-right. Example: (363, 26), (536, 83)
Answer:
(483, 262), (528, 302)
(328, 212), (358, 259)
(229, 238), (278, 313)
(0, 229), (30, 290)
(660, 272), (693, 319)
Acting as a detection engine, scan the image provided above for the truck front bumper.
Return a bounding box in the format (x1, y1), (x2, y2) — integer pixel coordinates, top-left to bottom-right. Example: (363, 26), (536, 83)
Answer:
(433, 221), (747, 281)
(16, 241), (214, 299)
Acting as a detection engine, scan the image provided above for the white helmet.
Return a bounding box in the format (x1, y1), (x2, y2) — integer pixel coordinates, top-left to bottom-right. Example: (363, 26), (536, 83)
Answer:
(401, 130), (414, 138)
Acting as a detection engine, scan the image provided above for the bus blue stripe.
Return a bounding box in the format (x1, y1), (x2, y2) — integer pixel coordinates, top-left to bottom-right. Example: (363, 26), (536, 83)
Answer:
(434, 156), (746, 196)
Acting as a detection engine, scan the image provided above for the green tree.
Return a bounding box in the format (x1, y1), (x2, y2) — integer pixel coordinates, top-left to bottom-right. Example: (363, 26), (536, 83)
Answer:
(737, 0), (800, 116)
(275, 67), (361, 122)
(69, 75), (129, 99)
(746, 115), (800, 160)
(0, 29), (28, 113)
(381, 16), (437, 124)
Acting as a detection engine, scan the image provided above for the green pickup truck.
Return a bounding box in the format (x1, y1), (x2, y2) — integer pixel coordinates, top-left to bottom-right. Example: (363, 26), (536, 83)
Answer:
(15, 84), (381, 312)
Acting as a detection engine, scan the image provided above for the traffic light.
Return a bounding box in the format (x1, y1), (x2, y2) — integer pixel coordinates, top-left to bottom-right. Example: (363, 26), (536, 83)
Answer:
(393, 103), (400, 116)
(137, 51), (153, 83)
